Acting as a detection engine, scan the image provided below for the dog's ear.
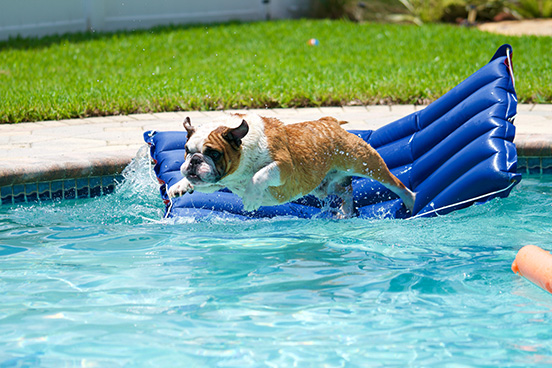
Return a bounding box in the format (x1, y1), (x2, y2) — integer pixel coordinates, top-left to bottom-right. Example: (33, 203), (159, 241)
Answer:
(183, 117), (195, 138)
(223, 120), (249, 149)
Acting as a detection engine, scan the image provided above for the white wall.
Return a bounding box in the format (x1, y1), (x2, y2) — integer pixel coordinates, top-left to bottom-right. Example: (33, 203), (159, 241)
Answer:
(0, 0), (311, 40)
(0, 0), (87, 40)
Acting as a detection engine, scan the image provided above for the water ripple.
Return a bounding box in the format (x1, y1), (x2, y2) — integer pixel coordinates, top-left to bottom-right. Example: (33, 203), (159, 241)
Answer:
(1, 170), (551, 367)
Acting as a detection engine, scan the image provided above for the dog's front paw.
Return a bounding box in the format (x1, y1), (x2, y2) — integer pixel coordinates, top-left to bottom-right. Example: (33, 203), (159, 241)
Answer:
(242, 182), (265, 212)
(168, 178), (194, 198)
(242, 199), (261, 212)
(242, 192), (264, 212)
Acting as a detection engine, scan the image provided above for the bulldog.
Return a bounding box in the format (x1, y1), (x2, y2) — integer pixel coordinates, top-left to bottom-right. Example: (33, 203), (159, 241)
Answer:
(167, 113), (416, 217)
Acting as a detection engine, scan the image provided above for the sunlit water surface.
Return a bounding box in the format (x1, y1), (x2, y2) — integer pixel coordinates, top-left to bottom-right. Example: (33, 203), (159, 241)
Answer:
(1, 155), (551, 367)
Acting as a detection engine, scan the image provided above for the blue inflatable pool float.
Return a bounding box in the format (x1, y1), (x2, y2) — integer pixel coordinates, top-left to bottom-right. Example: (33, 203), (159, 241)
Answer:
(144, 44), (520, 220)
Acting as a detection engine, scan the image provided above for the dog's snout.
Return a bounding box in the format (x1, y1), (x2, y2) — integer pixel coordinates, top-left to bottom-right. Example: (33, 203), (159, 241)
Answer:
(190, 154), (202, 165)
(187, 153), (203, 172)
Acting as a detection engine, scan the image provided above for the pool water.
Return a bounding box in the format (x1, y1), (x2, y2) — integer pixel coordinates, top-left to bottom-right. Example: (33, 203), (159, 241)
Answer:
(1, 154), (552, 367)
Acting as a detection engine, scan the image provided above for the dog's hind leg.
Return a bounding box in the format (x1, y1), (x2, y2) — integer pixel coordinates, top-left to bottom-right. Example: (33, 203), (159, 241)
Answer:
(316, 173), (354, 218)
(337, 135), (416, 212)
(334, 178), (354, 219)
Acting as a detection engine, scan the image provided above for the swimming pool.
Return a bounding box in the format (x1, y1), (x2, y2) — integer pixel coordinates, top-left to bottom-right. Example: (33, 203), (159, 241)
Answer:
(1, 154), (552, 367)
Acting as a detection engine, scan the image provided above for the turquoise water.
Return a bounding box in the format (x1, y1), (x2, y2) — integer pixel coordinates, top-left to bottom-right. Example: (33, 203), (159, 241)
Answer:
(1, 156), (552, 367)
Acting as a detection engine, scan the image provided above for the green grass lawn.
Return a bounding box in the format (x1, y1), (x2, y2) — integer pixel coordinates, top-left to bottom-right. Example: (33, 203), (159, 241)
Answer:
(0, 19), (550, 123)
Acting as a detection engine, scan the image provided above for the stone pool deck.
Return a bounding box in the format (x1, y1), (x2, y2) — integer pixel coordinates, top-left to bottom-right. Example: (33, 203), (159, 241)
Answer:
(1, 105), (551, 204)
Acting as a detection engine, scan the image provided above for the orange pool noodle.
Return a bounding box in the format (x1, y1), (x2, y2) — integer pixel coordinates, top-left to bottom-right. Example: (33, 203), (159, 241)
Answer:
(512, 245), (552, 293)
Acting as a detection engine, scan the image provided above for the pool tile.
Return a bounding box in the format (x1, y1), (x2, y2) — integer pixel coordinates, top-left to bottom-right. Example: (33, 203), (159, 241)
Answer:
(64, 179), (76, 199)
(543, 157), (552, 174)
(527, 157), (541, 175)
(38, 182), (51, 201)
(516, 157), (527, 174)
(25, 183), (38, 202)
(90, 177), (102, 198)
(1, 186), (13, 205)
(102, 175), (122, 195)
(51, 180), (64, 200)
(0, 174), (131, 206)
(102, 176), (115, 195)
(13, 184), (26, 203)
(76, 178), (90, 199)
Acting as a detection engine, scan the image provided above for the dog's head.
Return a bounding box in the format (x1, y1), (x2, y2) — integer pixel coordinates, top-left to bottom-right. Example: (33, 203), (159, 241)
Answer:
(180, 116), (249, 186)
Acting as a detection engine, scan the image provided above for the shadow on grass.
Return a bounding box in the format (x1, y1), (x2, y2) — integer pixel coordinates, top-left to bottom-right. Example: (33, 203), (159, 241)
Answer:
(0, 20), (248, 51)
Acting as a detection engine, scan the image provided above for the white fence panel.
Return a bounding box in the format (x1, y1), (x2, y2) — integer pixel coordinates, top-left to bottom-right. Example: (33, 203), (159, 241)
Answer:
(0, 0), (87, 40)
(97, 0), (264, 32)
(0, 0), (310, 40)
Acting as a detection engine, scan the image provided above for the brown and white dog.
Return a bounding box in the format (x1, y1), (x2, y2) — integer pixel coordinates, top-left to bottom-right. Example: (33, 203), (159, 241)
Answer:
(167, 113), (416, 217)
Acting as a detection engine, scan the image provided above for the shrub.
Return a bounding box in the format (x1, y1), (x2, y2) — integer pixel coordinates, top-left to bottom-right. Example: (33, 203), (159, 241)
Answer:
(509, 0), (552, 18)
(311, 0), (552, 23)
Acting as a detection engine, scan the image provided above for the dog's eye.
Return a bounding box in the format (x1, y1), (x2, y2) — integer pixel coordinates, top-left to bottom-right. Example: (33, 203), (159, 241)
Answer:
(185, 146), (190, 156)
(205, 148), (222, 161)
